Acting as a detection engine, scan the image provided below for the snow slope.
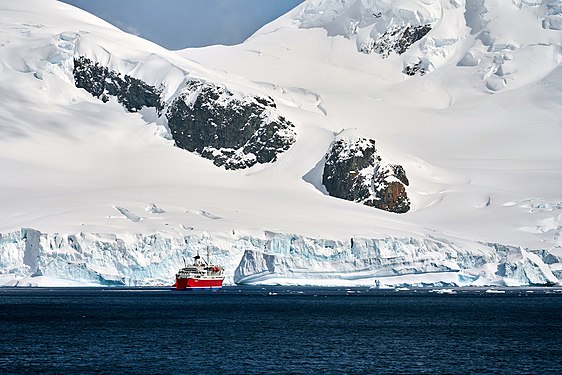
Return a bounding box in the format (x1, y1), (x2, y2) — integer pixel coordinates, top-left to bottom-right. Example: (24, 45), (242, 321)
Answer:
(1, 0), (561, 286)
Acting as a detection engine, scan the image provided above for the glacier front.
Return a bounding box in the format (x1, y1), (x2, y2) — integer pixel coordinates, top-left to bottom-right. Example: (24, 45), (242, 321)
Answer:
(0, 228), (559, 287)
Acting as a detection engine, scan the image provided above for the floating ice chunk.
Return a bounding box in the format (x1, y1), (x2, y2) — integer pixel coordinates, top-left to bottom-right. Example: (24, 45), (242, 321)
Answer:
(485, 289), (506, 293)
(431, 288), (457, 294)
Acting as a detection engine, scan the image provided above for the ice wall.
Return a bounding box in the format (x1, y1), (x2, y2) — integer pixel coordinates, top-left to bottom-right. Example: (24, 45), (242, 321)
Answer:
(0, 229), (249, 286)
(235, 232), (559, 286)
(0, 228), (559, 287)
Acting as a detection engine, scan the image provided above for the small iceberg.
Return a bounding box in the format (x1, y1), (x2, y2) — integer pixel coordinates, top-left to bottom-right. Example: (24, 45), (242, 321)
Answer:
(485, 289), (506, 294)
(431, 289), (457, 294)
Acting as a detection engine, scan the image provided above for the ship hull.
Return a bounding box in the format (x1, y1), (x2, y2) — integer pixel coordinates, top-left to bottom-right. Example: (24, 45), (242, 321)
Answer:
(174, 277), (224, 290)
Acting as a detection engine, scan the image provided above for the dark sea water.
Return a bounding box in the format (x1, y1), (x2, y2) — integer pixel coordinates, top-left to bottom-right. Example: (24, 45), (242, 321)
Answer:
(0, 287), (561, 374)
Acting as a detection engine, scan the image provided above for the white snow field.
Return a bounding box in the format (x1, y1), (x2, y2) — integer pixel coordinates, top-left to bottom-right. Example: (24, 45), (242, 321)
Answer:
(0, 0), (561, 287)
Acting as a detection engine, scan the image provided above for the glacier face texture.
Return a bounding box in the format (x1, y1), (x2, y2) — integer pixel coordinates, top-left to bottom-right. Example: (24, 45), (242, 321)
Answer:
(234, 234), (559, 286)
(0, 228), (559, 287)
(1, 229), (248, 286)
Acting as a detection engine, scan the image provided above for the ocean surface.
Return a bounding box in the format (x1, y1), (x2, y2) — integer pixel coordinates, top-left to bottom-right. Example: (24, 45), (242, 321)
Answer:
(0, 287), (561, 374)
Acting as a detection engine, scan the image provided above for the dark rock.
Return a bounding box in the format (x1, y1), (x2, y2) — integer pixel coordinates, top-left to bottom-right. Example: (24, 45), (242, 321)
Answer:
(323, 137), (379, 203)
(255, 96), (277, 108)
(166, 81), (296, 170)
(73, 56), (163, 114)
(73, 58), (296, 170)
(372, 24), (432, 57)
(322, 132), (410, 213)
(390, 164), (409, 186)
(403, 60), (428, 76)
(365, 165), (410, 213)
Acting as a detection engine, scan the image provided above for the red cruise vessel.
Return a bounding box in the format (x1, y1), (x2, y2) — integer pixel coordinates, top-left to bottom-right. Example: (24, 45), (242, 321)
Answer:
(173, 250), (225, 290)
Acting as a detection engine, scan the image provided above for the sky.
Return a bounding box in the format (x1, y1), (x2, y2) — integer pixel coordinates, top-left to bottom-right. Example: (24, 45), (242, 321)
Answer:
(60, 0), (305, 50)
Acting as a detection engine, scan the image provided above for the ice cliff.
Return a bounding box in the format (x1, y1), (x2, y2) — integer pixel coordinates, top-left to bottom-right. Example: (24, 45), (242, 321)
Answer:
(0, 228), (559, 287)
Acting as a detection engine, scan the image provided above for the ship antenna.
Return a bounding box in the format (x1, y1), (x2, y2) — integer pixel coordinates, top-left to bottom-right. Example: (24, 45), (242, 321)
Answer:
(207, 246), (210, 265)
(183, 257), (186, 267)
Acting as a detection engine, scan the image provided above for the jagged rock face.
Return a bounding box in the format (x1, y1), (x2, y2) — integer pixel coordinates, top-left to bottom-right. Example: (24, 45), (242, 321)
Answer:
(322, 134), (410, 213)
(370, 25), (432, 57)
(403, 60), (429, 76)
(166, 81), (296, 170)
(72, 58), (296, 170)
(297, 0), (434, 58)
(365, 164), (410, 213)
(390, 164), (409, 186)
(73, 57), (163, 114)
(323, 137), (379, 203)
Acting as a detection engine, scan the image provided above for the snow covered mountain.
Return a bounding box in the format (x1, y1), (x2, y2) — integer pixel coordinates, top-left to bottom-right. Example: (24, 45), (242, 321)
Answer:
(1, 0), (561, 287)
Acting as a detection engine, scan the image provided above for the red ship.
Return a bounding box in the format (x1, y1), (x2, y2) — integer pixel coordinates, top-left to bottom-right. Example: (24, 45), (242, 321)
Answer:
(173, 249), (225, 290)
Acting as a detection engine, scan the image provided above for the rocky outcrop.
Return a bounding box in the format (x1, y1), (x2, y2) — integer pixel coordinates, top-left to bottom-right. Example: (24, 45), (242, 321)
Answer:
(365, 164), (410, 213)
(403, 59), (429, 76)
(371, 25), (432, 58)
(322, 130), (410, 213)
(296, 1), (435, 58)
(166, 81), (296, 170)
(323, 136), (377, 203)
(72, 58), (296, 170)
(73, 57), (163, 114)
